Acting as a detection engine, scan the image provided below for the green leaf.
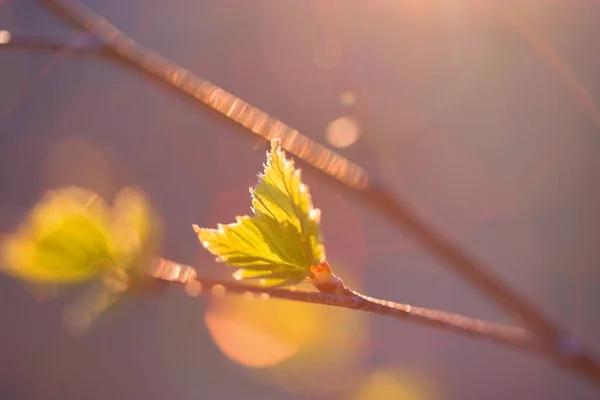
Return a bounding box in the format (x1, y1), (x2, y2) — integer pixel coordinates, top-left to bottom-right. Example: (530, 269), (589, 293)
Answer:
(251, 140), (325, 265)
(1, 188), (114, 284)
(194, 140), (326, 287)
(1, 186), (163, 333)
(1, 186), (161, 286)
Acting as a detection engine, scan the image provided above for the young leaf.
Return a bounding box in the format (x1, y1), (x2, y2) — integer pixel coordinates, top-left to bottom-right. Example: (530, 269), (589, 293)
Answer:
(1, 187), (114, 284)
(251, 140), (325, 265)
(194, 140), (326, 287)
(1, 186), (163, 333)
(1, 186), (161, 285)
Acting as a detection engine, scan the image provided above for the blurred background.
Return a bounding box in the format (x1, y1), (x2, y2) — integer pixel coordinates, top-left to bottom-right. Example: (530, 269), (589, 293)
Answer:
(1, 0), (600, 399)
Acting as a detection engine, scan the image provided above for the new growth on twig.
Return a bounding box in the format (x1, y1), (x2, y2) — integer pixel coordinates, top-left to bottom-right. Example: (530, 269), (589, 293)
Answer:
(1, 0), (600, 389)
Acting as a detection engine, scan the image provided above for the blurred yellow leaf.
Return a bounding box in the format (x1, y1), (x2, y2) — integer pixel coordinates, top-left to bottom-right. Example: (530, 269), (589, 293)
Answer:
(1, 187), (113, 284)
(1, 186), (161, 286)
(110, 187), (161, 271)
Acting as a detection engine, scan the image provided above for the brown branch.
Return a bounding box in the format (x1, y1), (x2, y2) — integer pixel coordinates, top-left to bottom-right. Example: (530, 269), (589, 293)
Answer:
(151, 257), (532, 347)
(151, 257), (600, 387)
(0, 31), (108, 55)
(1, 0), (597, 388)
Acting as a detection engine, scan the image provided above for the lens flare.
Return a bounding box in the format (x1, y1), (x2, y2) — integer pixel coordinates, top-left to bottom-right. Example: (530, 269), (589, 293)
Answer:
(326, 116), (361, 148)
(205, 296), (318, 368)
(0, 30), (11, 44)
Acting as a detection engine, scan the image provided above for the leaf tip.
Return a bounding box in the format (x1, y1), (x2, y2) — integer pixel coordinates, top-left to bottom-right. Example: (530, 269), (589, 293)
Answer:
(270, 138), (282, 151)
(192, 225), (213, 248)
(309, 208), (321, 222)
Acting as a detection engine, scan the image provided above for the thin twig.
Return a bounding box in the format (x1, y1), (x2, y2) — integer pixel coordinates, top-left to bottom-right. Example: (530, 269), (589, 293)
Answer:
(151, 257), (600, 387)
(1, 0), (598, 388)
(151, 257), (531, 348)
(0, 31), (107, 55)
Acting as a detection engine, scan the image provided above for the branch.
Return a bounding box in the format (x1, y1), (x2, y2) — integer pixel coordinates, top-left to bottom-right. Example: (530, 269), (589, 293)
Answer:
(151, 257), (600, 387)
(150, 258), (530, 348)
(0, 31), (108, 55)
(2, 0), (598, 388)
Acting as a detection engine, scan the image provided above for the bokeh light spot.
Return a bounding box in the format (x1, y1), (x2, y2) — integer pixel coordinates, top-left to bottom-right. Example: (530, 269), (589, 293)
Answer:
(211, 284), (226, 297)
(205, 296), (319, 368)
(340, 91), (357, 107)
(326, 116), (361, 148)
(348, 368), (437, 400)
(184, 280), (202, 297)
(0, 30), (11, 44)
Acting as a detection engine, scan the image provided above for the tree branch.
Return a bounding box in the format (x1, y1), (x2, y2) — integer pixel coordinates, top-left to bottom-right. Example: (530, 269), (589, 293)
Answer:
(1, 0), (598, 388)
(151, 257), (600, 387)
(0, 31), (107, 55)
